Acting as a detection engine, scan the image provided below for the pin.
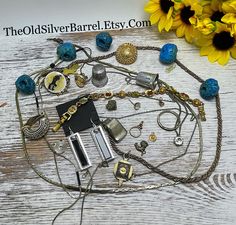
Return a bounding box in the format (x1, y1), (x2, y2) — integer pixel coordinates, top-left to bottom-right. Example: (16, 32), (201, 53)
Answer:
(44, 71), (69, 94)
(128, 99), (141, 110)
(113, 155), (134, 187)
(115, 43), (137, 65)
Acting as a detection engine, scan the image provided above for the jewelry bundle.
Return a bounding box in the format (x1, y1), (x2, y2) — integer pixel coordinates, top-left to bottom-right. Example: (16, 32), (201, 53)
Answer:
(15, 34), (222, 224)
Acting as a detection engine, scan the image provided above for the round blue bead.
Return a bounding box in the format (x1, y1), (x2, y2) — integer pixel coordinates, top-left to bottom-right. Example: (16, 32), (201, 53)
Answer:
(200, 78), (219, 100)
(15, 74), (36, 95)
(96, 32), (113, 51)
(159, 43), (178, 64)
(57, 42), (76, 61)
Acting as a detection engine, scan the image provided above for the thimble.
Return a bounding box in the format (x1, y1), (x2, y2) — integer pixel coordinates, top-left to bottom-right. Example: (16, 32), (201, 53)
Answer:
(91, 64), (108, 87)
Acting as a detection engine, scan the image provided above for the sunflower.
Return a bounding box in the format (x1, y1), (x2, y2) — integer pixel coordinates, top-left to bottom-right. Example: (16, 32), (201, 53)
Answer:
(201, 0), (225, 22)
(196, 22), (236, 65)
(172, 0), (203, 43)
(144, 0), (175, 32)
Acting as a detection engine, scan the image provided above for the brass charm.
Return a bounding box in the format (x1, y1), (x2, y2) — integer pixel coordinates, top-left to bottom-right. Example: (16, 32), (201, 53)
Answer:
(74, 73), (88, 88)
(113, 159), (134, 187)
(149, 132), (157, 142)
(115, 43), (137, 65)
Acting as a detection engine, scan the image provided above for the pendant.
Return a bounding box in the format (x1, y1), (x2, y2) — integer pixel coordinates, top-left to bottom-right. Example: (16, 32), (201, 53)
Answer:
(67, 131), (92, 171)
(113, 158), (134, 187)
(22, 111), (50, 140)
(90, 124), (115, 162)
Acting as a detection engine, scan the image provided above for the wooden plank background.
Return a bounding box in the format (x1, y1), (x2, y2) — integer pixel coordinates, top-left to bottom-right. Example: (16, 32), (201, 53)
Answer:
(0, 27), (236, 225)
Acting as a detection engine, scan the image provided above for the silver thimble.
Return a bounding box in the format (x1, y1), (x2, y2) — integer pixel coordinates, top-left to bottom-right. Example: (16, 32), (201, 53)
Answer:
(91, 64), (108, 87)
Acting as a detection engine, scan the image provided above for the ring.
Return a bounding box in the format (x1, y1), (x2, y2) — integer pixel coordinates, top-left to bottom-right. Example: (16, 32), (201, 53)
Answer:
(157, 110), (180, 131)
(129, 126), (142, 138)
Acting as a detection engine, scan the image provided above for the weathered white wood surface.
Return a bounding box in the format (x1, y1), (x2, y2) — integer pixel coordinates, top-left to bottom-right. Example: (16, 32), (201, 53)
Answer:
(0, 27), (236, 225)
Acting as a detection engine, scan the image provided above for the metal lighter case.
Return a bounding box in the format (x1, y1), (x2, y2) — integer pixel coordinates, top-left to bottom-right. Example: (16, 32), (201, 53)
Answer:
(136, 72), (159, 89)
(91, 124), (115, 162)
(68, 132), (92, 171)
(103, 118), (127, 143)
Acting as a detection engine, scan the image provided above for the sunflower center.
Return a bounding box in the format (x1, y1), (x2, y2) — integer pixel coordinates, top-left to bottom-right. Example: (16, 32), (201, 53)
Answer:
(213, 31), (235, 50)
(210, 11), (225, 22)
(160, 0), (174, 14)
(180, 6), (195, 25)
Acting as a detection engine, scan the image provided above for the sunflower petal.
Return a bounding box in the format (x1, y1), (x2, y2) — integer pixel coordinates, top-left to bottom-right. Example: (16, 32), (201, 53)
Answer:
(167, 7), (173, 19)
(150, 11), (162, 24)
(208, 48), (221, 63)
(158, 15), (167, 32)
(176, 25), (186, 37)
(144, 1), (159, 13)
(217, 51), (230, 65)
(165, 18), (173, 31)
(230, 46), (236, 59)
(200, 45), (214, 56)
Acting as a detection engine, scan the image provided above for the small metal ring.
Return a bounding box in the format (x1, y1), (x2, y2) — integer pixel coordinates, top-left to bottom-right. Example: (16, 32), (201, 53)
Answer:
(157, 110), (180, 131)
(129, 126), (142, 138)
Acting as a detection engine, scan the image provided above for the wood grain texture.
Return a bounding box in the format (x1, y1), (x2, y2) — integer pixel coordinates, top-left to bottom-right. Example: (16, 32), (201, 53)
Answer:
(0, 27), (236, 225)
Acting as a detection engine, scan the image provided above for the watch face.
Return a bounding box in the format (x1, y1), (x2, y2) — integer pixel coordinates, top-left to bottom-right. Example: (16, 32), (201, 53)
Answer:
(44, 71), (67, 94)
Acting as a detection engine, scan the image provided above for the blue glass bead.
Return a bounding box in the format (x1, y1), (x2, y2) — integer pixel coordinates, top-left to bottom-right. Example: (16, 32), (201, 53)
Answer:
(200, 78), (219, 100)
(96, 32), (113, 51)
(15, 74), (36, 95)
(57, 42), (76, 61)
(159, 43), (178, 64)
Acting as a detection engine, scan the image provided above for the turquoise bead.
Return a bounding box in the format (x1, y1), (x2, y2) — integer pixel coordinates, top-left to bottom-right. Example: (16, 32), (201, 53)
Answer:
(200, 78), (219, 100)
(15, 74), (36, 95)
(96, 32), (113, 51)
(159, 43), (178, 64)
(57, 42), (76, 61)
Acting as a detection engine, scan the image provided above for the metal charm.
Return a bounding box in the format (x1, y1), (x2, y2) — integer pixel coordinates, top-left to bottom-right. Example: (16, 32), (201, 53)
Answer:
(90, 123), (115, 162)
(174, 136), (183, 146)
(134, 140), (149, 156)
(68, 130), (92, 171)
(159, 97), (165, 107)
(149, 132), (157, 142)
(74, 73), (88, 88)
(22, 111), (50, 140)
(103, 118), (127, 142)
(106, 100), (117, 111)
(136, 72), (159, 89)
(129, 121), (143, 138)
(113, 158), (134, 187)
(44, 71), (69, 94)
(50, 140), (66, 154)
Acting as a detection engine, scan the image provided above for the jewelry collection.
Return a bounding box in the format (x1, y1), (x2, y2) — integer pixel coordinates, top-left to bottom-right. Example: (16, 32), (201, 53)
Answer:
(15, 32), (222, 224)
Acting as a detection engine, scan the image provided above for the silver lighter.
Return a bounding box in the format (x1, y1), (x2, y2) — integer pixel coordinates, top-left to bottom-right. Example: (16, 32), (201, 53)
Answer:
(91, 124), (115, 162)
(102, 118), (127, 143)
(68, 131), (92, 171)
(136, 72), (159, 89)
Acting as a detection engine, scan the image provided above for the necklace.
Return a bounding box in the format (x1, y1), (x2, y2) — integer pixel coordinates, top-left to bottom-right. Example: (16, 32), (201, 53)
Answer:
(15, 41), (222, 194)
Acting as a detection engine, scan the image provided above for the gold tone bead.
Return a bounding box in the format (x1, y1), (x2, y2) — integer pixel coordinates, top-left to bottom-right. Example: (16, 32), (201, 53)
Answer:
(130, 91), (140, 98)
(68, 105), (78, 114)
(159, 86), (167, 94)
(104, 91), (113, 99)
(179, 93), (189, 101)
(118, 90), (126, 98)
(145, 89), (154, 97)
(115, 43), (138, 65)
(192, 98), (202, 107)
(90, 93), (99, 101)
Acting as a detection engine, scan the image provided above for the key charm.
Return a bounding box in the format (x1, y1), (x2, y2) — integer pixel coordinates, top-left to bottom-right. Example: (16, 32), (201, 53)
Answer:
(113, 158), (134, 187)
